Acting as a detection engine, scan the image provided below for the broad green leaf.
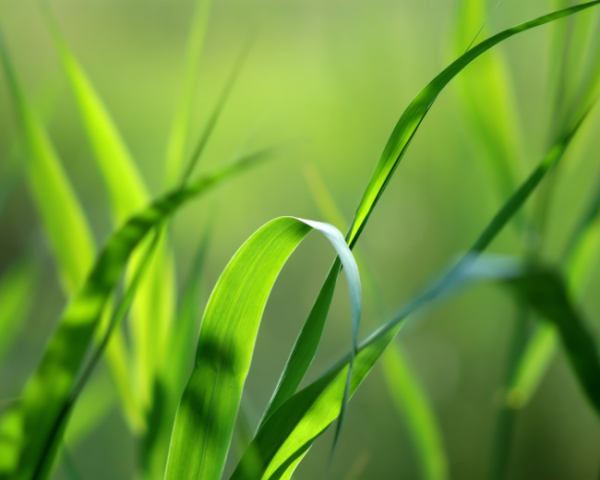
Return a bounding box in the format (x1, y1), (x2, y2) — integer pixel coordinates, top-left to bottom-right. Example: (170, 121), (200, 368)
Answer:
(0, 149), (270, 479)
(164, 216), (362, 480)
(508, 169), (600, 407)
(39, 3), (177, 416)
(304, 164), (448, 479)
(264, 0), (600, 431)
(452, 0), (523, 201)
(165, 0), (214, 187)
(0, 259), (37, 363)
(233, 94), (591, 478)
(381, 344), (448, 480)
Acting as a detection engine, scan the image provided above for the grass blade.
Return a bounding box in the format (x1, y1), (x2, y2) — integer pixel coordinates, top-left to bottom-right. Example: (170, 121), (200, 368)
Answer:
(305, 164), (448, 479)
(0, 149), (270, 479)
(263, 0), (600, 433)
(164, 216), (361, 480)
(165, 0), (214, 187)
(232, 94), (590, 478)
(452, 0), (523, 201)
(0, 259), (37, 363)
(381, 344), (448, 480)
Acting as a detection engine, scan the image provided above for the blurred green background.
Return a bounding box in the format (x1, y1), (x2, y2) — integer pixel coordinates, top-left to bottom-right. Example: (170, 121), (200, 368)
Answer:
(1, 0), (600, 478)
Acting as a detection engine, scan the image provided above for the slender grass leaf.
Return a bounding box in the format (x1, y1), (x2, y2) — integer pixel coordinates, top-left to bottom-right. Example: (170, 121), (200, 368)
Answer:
(504, 267), (600, 416)
(0, 30), (95, 294)
(0, 259), (37, 363)
(508, 168), (600, 407)
(452, 0), (523, 201)
(164, 216), (361, 480)
(0, 149), (270, 480)
(304, 164), (448, 479)
(264, 0), (600, 431)
(381, 344), (448, 480)
(165, 0), (214, 187)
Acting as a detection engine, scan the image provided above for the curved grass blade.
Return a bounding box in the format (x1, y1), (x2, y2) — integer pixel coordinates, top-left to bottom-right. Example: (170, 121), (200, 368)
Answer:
(304, 164), (448, 479)
(0, 259), (37, 363)
(232, 102), (590, 479)
(0, 149), (270, 479)
(452, 0), (523, 201)
(165, 0), (214, 187)
(164, 216), (361, 480)
(264, 0), (600, 433)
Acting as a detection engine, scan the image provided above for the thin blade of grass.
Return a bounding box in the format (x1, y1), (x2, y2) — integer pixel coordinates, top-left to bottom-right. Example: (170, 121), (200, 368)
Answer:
(165, 0), (214, 188)
(508, 166), (600, 407)
(304, 164), (448, 479)
(452, 0), (523, 201)
(0, 259), (37, 363)
(0, 149), (271, 479)
(263, 0), (600, 432)
(164, 216), (361, 480)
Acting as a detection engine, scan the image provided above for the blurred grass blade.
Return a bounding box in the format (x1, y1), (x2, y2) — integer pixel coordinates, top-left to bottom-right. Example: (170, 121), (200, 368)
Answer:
(39, 1), (148, 225)
(0, 27), (140, 437)
(0, 259), (37, 363)
(165, 216), (361, 480)
(233, 102), (590, 478)
(165, 0), (214, 187)
(0, 29), (95, 294)
(305, 164), (448, 479)
(381, 344), (448, 480)
(505, 267), (600, 415)
(39, 3), (177, 416)
(452, 0), (523, 201)
(508, 167), (600, 407)
(0, 150), (270, 479)
(264, 0), (600, 431)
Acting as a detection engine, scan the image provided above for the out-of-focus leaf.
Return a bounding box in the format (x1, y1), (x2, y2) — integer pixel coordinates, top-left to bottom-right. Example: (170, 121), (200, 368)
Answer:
(0, 260), (37, 363)
(164, 0), (214, 187)
(381, 344), (448, 480)
(165, 217), (362, 480)
(505, 267), (600, 415)
(0, 149), (271, 480)
(263, 1), (600, 429)
(452, 0), (523, 200)
(39, 3), (177, 417)
(508, 168), (600, 407)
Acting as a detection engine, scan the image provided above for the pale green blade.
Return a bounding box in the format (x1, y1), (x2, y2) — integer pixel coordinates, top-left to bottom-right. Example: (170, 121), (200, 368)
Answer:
(0, 259), (37, 363)
(381, 344), (448, 480)
(264, 0), (600, 433)
(0, 30), (94, 294)
(0, 150), (270, 479)
(164, 0), (214, 187)
(164, 216), (361, 480)
(452, 0), (523, 201)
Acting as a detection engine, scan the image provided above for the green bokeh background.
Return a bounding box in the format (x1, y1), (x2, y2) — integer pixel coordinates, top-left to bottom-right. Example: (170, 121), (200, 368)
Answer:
(1, 0), (600, 478)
